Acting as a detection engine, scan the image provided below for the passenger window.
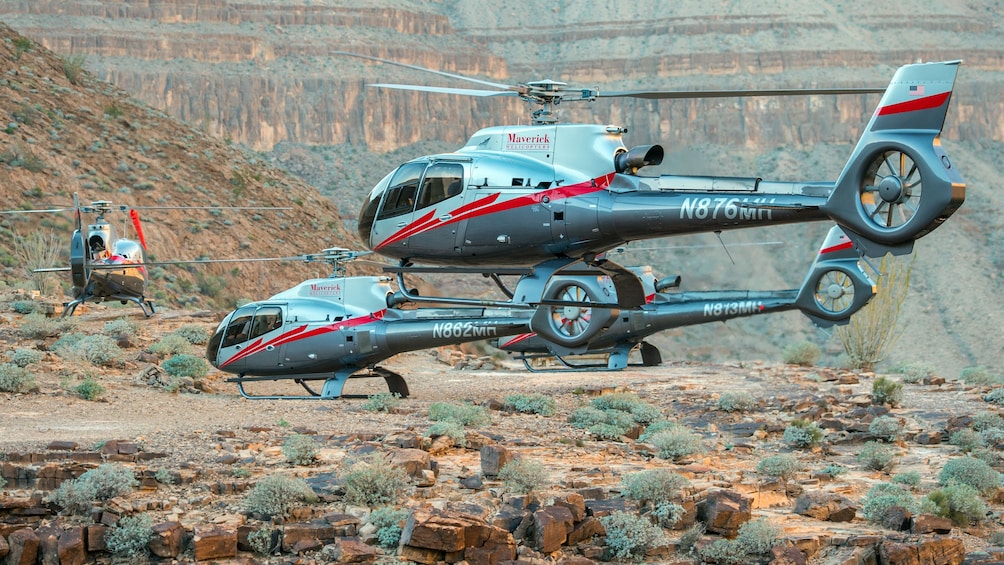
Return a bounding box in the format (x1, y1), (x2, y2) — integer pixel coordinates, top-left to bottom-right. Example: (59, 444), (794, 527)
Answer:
(416, 163), (464, 210)
(221, 309), (254, 348)
(377, 162), (425, 220)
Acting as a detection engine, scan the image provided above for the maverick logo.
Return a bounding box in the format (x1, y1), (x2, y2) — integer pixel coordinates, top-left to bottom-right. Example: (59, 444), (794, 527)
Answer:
(309, 283), (342, 297)
(506, 133), (552, 151)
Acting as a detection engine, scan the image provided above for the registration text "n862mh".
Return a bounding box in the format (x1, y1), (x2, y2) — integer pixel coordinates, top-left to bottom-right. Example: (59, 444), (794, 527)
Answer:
(432, 322), (498, 339)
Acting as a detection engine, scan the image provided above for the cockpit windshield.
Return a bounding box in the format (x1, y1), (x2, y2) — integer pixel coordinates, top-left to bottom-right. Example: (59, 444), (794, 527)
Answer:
(219, 305), (283, 348)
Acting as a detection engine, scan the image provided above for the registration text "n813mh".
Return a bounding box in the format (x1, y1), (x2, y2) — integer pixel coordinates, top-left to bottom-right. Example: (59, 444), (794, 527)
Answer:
(680, 197), (776, 221)
(704, 301), (765, 317)
(432, 322), (498, 339)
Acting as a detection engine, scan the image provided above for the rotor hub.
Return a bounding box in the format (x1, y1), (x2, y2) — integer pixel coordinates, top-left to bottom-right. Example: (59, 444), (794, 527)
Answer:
(825, 283), (846, 300)
(877, 176), (906, 203)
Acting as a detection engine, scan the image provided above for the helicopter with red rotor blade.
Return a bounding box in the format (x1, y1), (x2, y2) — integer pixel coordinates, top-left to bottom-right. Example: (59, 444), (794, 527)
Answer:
(342, 53), (964, 311)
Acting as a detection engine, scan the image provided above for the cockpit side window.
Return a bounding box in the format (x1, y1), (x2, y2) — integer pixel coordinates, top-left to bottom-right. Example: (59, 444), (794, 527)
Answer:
(249, 306), (283, 340)
(221, 308), (255, 348)
(416, 163), (464, 210)
(377, 162), (426, 220)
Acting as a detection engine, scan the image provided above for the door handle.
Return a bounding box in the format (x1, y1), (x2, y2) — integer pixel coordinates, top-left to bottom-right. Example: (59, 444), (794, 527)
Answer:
(397, 221), (408, 228)
(439, 214), (452, 221)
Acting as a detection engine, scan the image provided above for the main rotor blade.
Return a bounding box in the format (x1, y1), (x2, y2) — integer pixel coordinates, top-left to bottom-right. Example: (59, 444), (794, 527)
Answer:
(337, 51), (513, 90)
(598, 87), (885, 99)
(370, 83), (519, 98)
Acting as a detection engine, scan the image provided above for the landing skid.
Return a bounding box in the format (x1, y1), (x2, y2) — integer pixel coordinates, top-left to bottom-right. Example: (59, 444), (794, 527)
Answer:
(227, 367), (410, 400)
(517, 342), (663, 373)
(61, 295), (156, 318)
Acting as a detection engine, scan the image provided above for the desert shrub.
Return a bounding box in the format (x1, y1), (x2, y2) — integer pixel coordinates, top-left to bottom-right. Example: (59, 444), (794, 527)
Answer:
(756, 454), (803, 482)
(836, 253), (912, 371)
(73, 376), (105, 401)
(62, 53), (87, 84)
(171, 323), (210, 345)
(627, 402), (663, 424)
(620, 468), (690, 506)
(647, 427), (704, 461)
(0, 475), (6, 489)
(281, 434), (318, 466)
(426, 419), (468, 447)
(699, 518), (781, 564)
(48, 463), (137, 513)
(363, 392), (402, 412)
(949, 429), (984, 453)
(891, 471), (922, 487)
(162, 354), (209, 379)
(0, 362), (35, 392)
(19, 313), (75, 339)
(102, 317), (139, 336)
(590, 392), (662, 424)
(861, 482), (917, 528)
(504, 393), (556, 416)
(568, 406), (607, 428)
(894, 361), (936, 383)
(921, 483), (988, 526)
(11, 300), (35, 314)
(105, 513), (154, 558)
(247, 525), (276, 555)
(154, 468), (174, 484)
(637, 420), (679, 442)
(148, 334), (194, 356)
(652, 502), (686, 529)
(369, 506), (409, 549)
(868, 415), (902, 442)
(858, 441), (898, 471)
(10, 347), (43, 367)
(972, 411), (1004, 432)
(717, 391), (757, 412)
(872, 376), (903, 407)
(783, 418), (824, 448)
(939, 457), (1001, 494)
(960, 366), (1002, 386)
(53, 334), (124, 366)
(600, 511), (668, 561)
(983, 388), (1004, 405)
(498, 457), (550, 494)
(427, 402), (490, 427)
(782, 341), (821, 366)
(678, 523), (705, 555)
(243, 473), (316, 518)
(821, 463), (846, 477)
(343, 453), (409, 507)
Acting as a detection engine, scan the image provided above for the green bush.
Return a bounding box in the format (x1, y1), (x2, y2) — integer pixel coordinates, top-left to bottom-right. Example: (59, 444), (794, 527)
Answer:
(782, 418), (824, 448)
(105, 513), (154, 557)
(782, 341), (821, 366)
(11, 300), (36, 314)
(498, 457), (550, 494)
(148, 334), (194, 356)
(363, 392), (402, 412)
(369, 506), (409, 549)
(171, 323), (210, 345)
(600, 511), (668, 561)
(648, 427), (704, 460)
(426, 419), (468, 447)
(836, 253), (912, 371)
(894, 361), (936, 383)
(868, 415), (902, 442)
(699, 518), (781, 564)
(162, 354), (209, 379)
(960, 366), (1002, 386)
(19, 313), (76, 339)
(567, 406), (607, 429)
(861, 482), (916, 528)
(54, 334), (125, 366)
(949, 429), (984, 453)
(590, 392), (662, 423)
(619, 468), (690, 506)
(717, 391), (757, 412)
(891, 471), (921, 487)
(503, 393), (557, 416)
(820, 463), (846, 477)
(872, 376), (903, 407)
(0, 362), (36, 392)
(247, 525), (276, 555)
(73, 376), (105, 401)
(102, 317), (139, 336)
(983, 388), (1004, 405)
(48, 463), (137, 514)
(281, 434), (318, 466)
(243, 473), (316, 518)
(427, 402), (491, 427)
(921, 483), (987, 526)
(637, 420), (679, 442)
(343, 453), (409, 507)
(858, 441), (897, 471)
(938, 457), (1001, 494)
(756, 454), (803, 482)
(10, 347), (44, 367)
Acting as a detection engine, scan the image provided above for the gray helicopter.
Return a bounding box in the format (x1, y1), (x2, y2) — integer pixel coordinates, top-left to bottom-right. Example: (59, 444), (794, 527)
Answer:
(208, 227), (871, 400)
(347, 54), (964, 310)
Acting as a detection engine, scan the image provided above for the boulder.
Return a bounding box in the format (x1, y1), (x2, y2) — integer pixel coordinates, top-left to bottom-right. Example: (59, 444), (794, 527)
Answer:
(192, 524), (237, 561)
(697, 490), (751, 537)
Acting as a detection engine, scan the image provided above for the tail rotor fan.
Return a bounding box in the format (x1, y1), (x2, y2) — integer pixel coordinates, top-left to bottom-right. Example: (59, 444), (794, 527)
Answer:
(812, 269), (856, 317)
(549, 284), (594, 340)
(860, 150), (923, 230)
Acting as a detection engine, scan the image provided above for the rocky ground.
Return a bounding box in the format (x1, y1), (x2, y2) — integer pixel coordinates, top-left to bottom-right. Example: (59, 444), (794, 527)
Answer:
(2, 297), (1004, 564)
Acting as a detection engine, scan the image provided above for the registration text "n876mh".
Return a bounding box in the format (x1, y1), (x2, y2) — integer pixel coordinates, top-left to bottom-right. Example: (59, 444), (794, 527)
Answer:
(680, 197), (775, 221)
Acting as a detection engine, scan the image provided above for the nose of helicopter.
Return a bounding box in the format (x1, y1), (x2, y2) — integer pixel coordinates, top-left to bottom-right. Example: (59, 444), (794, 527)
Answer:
(206, 323), (225, 369)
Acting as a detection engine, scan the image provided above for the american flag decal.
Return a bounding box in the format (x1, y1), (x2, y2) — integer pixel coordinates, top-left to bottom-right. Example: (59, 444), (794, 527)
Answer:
(909, 84), (925, 96)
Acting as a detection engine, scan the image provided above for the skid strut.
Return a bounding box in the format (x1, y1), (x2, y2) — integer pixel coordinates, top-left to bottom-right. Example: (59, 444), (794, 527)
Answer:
(227, 367), (410, 400)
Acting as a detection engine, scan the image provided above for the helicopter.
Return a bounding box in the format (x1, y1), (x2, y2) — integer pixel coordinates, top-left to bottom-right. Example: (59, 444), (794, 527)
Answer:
(346, 54), (964, 310)
(208, 226), (872, 399)
(2, 194), (290, 317)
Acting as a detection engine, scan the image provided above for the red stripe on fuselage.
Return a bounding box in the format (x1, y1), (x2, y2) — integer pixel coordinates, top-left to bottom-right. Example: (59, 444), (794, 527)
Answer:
(219, 310), (386, 369)
(820, 240), (854, 254)
(375, 174), (614, 250)
(876, 91), (950, 116)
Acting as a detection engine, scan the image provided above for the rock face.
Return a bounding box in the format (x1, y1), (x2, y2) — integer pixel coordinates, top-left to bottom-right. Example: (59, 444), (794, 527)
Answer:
(1, 1), (1001, 153)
